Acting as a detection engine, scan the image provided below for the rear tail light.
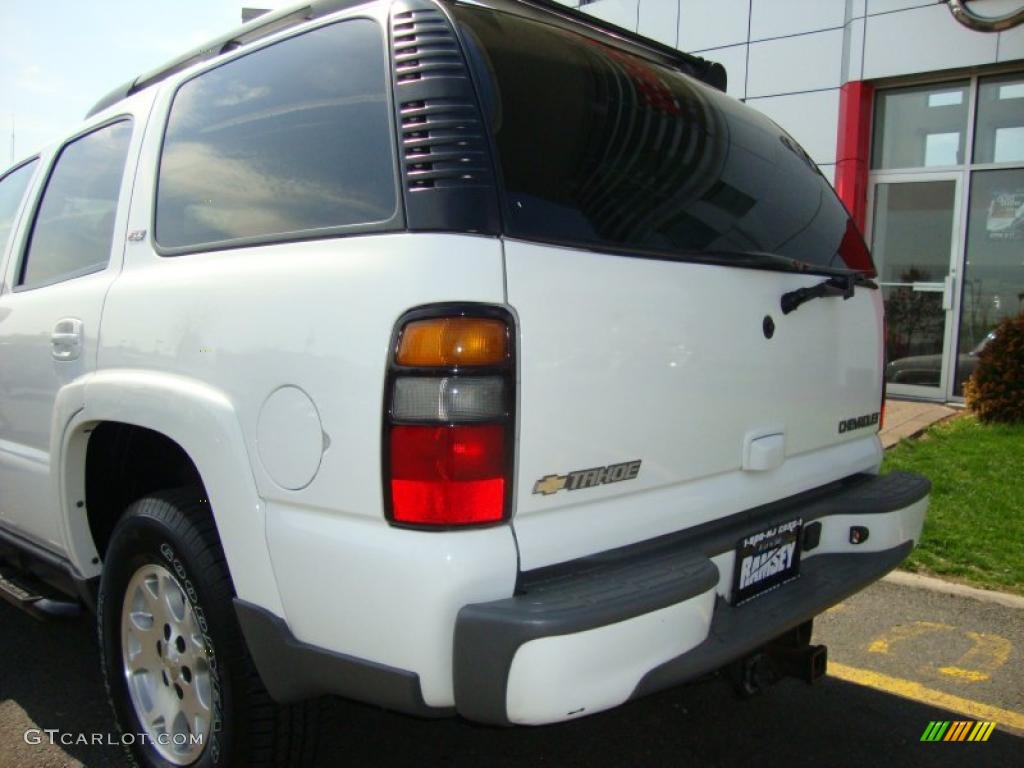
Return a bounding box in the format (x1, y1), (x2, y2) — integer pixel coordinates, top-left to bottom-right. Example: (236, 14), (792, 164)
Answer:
(383, 308), (514, 528)
(838, 219), (877, 278)
(392, 376), (505, 422)
(397, 317), (507, 367)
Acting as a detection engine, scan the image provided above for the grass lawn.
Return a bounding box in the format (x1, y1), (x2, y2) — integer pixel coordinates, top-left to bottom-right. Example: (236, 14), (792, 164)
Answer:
(883, 415), (1024, 595)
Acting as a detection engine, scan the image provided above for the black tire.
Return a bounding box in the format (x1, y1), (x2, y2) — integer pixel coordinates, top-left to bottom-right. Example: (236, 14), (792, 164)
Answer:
(97, 488), (320, 768)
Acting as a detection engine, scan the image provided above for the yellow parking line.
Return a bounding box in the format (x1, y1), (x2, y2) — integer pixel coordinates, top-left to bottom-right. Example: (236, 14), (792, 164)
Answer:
(937, 666), (989, 682)
(829, 662), (1024, 733)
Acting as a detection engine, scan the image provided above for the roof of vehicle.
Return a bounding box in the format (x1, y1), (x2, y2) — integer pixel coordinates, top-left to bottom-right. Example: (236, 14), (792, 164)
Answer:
(84, 0), (726, 119)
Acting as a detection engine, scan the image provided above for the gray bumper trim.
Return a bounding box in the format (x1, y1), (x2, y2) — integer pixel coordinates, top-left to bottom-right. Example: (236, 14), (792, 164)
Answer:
(455, 471), (928, 725)
(633, 540), (913, 698)
(454, 551), (719, 725)
(234, 599), (453, 717)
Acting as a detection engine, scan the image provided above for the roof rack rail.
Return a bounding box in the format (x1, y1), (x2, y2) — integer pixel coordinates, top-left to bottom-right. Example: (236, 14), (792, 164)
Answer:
(85, 0), (370, 119)
(86, 0), (726, 120)
(458, 0), (727, 92)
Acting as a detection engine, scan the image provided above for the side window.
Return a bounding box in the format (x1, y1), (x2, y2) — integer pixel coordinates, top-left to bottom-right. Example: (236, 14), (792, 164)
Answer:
(155, 19), (396, 251)
(19, 121), (133, 289)
(0, 160), (38, 260)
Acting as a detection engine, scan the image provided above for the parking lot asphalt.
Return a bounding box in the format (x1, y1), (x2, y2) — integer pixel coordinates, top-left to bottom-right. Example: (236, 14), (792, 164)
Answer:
(1, 578), (1021, 768)
(817, 579), (1023, 722)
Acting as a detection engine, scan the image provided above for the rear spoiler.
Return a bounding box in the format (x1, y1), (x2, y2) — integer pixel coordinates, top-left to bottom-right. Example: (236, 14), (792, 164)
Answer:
(85, 0), (726, 120)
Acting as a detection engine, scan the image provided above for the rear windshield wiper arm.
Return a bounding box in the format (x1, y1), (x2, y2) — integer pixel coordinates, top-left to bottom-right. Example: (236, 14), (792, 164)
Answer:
(780, 273), (877, 315)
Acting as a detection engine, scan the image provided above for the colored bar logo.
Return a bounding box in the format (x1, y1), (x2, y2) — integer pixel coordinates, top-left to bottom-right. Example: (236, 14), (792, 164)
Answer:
(920, 721), (997, 742)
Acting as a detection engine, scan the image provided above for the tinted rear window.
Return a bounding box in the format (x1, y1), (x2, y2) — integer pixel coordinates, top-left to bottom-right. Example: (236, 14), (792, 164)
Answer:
(156, 19), (396, 251)
(455, 6), (862, 271)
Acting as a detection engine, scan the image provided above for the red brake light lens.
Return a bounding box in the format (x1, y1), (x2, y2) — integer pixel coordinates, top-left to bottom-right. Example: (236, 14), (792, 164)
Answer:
(389, 425), (505, 525)
(839, 219), (876, 278)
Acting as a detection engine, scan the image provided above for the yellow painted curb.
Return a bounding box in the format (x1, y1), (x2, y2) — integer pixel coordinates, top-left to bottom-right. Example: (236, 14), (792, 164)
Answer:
(829, 662), (1024, 733)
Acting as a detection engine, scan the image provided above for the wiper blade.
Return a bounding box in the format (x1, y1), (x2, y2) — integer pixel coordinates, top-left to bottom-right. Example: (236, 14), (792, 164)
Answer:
(696, 250), (809, 272)
(695, 250), (872, 280)
(780, 273), (877, 315)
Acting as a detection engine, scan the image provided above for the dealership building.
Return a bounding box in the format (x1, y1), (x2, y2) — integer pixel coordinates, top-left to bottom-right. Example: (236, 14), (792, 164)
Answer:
(566, 0), (1024, 403)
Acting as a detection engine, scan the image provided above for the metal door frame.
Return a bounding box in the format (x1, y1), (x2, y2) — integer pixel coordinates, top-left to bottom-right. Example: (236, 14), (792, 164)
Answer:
(866, 171), (965, 401)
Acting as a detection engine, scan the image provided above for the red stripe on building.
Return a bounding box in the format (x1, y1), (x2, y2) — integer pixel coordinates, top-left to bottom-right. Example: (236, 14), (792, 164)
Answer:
(835, 81), (874, 233)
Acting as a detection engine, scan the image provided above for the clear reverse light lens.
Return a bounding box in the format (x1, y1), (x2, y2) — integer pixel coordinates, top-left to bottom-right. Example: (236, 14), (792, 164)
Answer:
(392, 377), (505, 422)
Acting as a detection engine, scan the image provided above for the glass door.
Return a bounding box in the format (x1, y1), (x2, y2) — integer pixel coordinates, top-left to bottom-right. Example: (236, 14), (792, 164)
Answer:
(869, 176), (961, 399)
(954, 167), (1024, 396)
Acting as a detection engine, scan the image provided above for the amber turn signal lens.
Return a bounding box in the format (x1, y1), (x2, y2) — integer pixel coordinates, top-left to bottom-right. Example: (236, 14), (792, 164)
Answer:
(397, 318), (507, 367)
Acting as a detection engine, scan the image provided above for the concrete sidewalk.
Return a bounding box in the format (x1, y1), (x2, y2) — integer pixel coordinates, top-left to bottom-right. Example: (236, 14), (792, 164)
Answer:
(880, 399), (960, 449)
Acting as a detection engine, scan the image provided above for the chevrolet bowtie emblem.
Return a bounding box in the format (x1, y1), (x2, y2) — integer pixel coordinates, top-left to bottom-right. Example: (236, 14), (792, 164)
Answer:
(532, 474), (568, 495)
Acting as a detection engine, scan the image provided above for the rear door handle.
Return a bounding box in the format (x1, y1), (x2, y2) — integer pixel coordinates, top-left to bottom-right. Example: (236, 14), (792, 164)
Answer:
(51, 318), (83, 361)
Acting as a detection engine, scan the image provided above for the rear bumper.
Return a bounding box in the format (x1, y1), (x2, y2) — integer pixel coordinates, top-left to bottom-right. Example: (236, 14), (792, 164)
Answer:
(453, 471), (929, 725)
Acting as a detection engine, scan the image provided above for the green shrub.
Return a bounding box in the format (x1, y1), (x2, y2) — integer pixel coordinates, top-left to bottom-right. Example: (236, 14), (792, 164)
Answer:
(964, 312), (1024, 424)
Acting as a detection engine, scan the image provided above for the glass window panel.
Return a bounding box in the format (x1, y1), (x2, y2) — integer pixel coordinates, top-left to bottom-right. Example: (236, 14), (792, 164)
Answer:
(20, 121), (132, 288)
(871, 181), (956, 389)
(954, 168), (1024, 395)
(928, 90), (963, 108)
(0, 160), (38, 258)
(156, 20), (396, 250)
(872, 82), (969, 169)
(994, 127), (1024, 163)
(871, 181), (956, 285)
(1000, 83), (1024, 100)
(973, 74), (1024, 165)
(925, 132), (960, 166)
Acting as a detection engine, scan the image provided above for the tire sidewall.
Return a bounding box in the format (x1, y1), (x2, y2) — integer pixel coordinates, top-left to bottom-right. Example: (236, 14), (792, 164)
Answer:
(98, 503), (232, 768)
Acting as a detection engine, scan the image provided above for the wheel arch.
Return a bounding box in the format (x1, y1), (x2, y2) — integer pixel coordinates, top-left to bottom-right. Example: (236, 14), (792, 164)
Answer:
(57, 369), (285, 616)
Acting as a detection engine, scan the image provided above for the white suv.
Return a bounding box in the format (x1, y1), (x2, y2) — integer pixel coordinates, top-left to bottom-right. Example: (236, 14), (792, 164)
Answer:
(0, 0), (930, 765)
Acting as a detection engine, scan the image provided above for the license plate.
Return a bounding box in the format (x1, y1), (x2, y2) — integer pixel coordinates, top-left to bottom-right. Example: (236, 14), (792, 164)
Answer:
(731, 518), (803, 605)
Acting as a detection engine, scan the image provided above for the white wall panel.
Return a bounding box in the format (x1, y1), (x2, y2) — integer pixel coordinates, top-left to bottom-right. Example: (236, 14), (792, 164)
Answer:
(746, 88), (841, 164)
(863, 4), (998, 79)
(701, 44), (748, 99)
(746, 28), (844, 97)
(750, 0), (845, 41)
(678, 0), (750, 52)
(867, 0), (931, 14)
(976, 0), (1024, 11)
(843, 16), (865, 83)
(638, 0), (680, 47)
(998, 23), (1024, 62)
(818, 163), (836, 186)
(850, 0), (867, 19)
(581, 0), (639, 30)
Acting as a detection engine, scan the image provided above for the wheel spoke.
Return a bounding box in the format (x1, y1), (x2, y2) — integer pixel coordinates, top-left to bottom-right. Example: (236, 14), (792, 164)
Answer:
(126, 627), (162, 672)
(151, 693), (172, 731)
(163, 576), (187, 623)
(127, 609), (155, 634)
(142, 573), (161, 612)
(179, 686), (209, 737)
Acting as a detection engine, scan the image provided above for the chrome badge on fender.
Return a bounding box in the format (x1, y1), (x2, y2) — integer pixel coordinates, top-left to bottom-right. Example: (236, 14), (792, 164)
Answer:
(532, 460), (642, 496)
